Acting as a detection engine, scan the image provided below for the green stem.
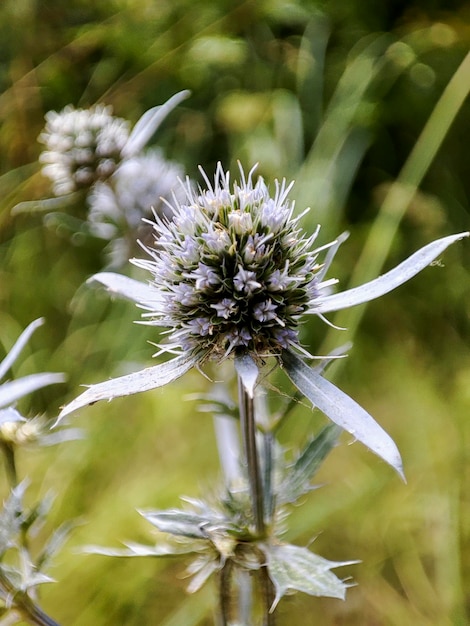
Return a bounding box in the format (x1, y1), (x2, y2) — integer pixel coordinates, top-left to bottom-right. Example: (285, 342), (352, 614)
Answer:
(237, 376), (265, 536)
(237, 378), (276, 625)
(1, 442), (18, 488)
(218, 560), (232, 626)
(260, 566), (276, 626)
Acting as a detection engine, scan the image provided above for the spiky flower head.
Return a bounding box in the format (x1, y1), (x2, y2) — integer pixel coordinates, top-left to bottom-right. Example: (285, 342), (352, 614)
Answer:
(39, 104), (130, 196)
(134, 163), (334, 361)
(88, 150), (187, 236)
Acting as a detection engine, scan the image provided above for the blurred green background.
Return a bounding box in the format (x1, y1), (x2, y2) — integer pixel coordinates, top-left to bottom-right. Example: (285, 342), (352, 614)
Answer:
(0, 0), (469, 624)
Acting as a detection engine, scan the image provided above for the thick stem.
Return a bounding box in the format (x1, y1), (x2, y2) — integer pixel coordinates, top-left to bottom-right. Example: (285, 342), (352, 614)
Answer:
(1, 442), (18, 488)
(260, 567), (276, 626)
(237, 378), (276, 625)
(218, 560), (232, 626)
(237, 377), (265, 536)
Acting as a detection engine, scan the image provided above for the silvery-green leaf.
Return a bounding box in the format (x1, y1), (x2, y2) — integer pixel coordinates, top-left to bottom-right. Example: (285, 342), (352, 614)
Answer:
(281, 350), (404, 479)
(90, 272), (163, 309)
(314, 232), (469, 313)
(39, 428), (84, 446)
(83, 541), (191, 557)
(186, 555), (219, 593)
(0, 373), (66, 410)
(43, 212), (90, 236)
(0, 562), (54, 592)
(0, 318), (44, 381)
(0, 482), (28, 554)
(280, 424), (340, 503)
(0, 407), (25, 425)
(264, 543), (355, 610)
(36, 520), (77, 571)
(141, 509), (231, 540)
(57, 354), (197, 420)
(234, 353), (259, 398)
(123, 90), (191, 156)
(11, 193), (81, 215)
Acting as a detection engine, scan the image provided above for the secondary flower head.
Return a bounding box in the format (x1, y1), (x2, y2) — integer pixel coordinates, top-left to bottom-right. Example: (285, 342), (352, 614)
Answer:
(39, 104), (130, 196)
(133, 162), (334, 361)
(88, 150), (187, 235)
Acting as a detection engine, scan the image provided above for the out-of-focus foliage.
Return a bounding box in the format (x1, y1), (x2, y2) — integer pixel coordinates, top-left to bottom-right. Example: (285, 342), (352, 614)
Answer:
(0, 0), (469, 624)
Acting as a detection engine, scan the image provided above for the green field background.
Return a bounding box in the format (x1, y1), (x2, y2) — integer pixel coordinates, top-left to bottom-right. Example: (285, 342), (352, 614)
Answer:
(0, 1), (469, 624)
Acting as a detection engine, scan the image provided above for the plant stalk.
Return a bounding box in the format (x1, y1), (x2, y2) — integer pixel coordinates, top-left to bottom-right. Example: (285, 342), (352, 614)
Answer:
(1, 442), (18, 488)
(237, 377), (275, 625)
(237, 377), (265, 537)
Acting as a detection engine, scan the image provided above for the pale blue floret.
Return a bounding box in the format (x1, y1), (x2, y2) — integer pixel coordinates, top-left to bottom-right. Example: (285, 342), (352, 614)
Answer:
(272, 327), (298, 349)
(211, 298), (238, 319)
(253, 300), (278, 322)
(266, 265), (292, 291)
(242, 234), (271, 264)
(228, 210), (253, 235)
(233, 266), (261, 295)
(186, 263), (221, 290)
(226, 327), (252, 349)
(187, 318), (212, 336)
(201, 228), (231, 253)
(180, 237), (200, 264)
(172, 283), (197, 306)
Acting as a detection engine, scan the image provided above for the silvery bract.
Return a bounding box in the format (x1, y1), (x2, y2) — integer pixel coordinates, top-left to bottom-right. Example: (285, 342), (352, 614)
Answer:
(0, 319), (65, 419)
(0, 319), (70, 446)
(59, 163), (469, 477)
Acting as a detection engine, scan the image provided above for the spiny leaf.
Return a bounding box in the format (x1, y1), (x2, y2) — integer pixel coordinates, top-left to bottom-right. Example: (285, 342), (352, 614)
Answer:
(314, 232), (469, 313)
(264, 543), (356, 610)
(57, 354), (197, 421)
(281, 349), (404, 479)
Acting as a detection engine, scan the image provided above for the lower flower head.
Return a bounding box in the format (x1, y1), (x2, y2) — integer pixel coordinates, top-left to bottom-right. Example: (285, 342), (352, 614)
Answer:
(134, 163), (332, 361)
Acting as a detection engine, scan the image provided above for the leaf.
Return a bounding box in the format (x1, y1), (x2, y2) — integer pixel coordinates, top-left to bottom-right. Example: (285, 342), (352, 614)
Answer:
(313, 232), (469, 313)
(82, 541), (191, 558)
(11, 193), (81, 215)
(186, 555), (219, 593)
(90, 272), (163, 309)
(57, 354), (197, 420)
(234, 353), (259, 398)
(281, 350), (404, 479)
(0, 319), (44, 380)
(141, 509), (233, 540)
(0, 373), (66, 410)
(264, 543), (355, 610)
(279, 424), (340, 503)
(123, 90), (191, 156)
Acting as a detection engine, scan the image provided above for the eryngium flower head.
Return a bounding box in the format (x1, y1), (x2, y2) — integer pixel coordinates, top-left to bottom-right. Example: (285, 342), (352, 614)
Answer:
(88, 151), (186, 236)
(134, 163), (334, 360)
(39, 104), (130, 196)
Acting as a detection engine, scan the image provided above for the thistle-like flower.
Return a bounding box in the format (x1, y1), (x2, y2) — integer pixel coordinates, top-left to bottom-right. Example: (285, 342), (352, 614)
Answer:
(39, 104), (130, 196)
(59, 163), (468, 477)
(37, 91), (190, 197)
(88, 150), (187, 240)
(131, 162), (335, 360)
